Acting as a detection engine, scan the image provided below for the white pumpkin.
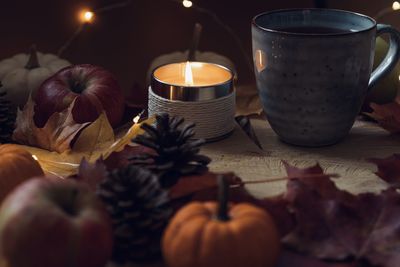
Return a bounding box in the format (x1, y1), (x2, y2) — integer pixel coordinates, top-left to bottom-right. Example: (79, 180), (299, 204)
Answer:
(0, 46), (71, 108)
(147, 50), (236, 84)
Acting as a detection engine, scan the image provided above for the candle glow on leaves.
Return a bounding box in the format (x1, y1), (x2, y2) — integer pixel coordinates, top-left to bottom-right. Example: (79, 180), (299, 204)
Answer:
(184, 62), (194, 86)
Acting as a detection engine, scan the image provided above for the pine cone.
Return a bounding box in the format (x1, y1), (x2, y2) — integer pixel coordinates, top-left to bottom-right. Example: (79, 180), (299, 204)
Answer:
(130, 113), (211, 188)
(0, 88), (16, 144)
(97, 165), (171, 263)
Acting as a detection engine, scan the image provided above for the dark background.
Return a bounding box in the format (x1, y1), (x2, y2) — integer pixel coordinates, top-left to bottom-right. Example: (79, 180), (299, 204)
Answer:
(0, 0), (397, 94)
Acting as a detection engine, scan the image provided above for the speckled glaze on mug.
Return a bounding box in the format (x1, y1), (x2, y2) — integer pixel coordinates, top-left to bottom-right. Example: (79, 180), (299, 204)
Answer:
(252, 9), (400, 146)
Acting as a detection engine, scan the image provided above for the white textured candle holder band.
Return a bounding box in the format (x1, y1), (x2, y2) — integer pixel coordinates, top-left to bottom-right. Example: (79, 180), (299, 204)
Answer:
(149, 62), (236, 141)
(148, 87), (236, 141)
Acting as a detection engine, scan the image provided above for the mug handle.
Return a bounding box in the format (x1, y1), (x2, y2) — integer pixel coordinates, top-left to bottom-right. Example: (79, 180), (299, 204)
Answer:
(368, 24), (400, 90)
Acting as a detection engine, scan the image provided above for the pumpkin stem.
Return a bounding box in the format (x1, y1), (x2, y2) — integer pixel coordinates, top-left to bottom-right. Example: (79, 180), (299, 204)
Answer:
(25, 45), (40, 70)
(187, 23), (202, 61)
(217, 175), (230, 221)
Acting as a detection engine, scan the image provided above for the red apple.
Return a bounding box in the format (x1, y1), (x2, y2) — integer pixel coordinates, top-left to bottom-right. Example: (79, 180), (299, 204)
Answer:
(0, 178), (113, 267)
(34, 64), (125, 127)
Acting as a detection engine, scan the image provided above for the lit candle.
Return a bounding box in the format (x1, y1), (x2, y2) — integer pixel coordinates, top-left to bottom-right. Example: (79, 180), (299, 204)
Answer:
(151, 61), (234, 101)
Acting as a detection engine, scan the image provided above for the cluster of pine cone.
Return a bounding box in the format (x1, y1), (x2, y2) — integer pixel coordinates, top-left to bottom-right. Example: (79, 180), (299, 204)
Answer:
(97, 113), (211, 263)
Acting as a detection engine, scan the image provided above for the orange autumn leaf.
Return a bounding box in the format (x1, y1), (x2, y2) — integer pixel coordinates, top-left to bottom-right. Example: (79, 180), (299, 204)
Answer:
(12, 97), (90, 153)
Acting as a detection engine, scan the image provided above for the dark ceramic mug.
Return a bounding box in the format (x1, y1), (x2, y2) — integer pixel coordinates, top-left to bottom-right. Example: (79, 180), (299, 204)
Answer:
(252, 9), (400, 146)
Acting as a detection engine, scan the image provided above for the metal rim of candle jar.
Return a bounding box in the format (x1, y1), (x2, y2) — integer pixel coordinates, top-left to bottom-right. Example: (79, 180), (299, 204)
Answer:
(151, 62), (235, 102)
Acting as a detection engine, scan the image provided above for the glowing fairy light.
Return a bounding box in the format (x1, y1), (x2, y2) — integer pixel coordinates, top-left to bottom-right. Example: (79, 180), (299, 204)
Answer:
(133, 110), (144, 124)
(80, 10), (95, 24)
(32, 155), (39, 161)
(133, 114), (141, 124)
(182, 0), (193, 8)
(393, 1), (400, 10)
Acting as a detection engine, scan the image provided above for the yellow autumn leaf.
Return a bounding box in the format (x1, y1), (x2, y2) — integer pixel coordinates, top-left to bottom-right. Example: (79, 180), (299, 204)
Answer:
(73, 112), (115, 161)
(13, 115), (154, 178)
(16, 144), (79, 179)
(104, 116), (155, 157)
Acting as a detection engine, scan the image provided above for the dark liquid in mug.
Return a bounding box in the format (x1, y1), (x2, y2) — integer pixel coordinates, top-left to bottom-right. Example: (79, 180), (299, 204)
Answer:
(276, 26), (351, 34)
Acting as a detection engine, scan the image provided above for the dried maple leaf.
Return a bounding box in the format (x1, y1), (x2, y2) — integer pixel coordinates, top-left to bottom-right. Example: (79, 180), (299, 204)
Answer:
(103, 145), (154, 171)
(365, 102), (400, 133)
(283, 161), (341, 198)
(368, 154), (400, 188)
(282, 162), (400, 267)
(70, 158), (109, 191)
(277, 250), (358, 267)
(169, 172), (242, 200)
(13, 97), (90, 153)
(258, 195), (295, 237)
(105, 115), (155, 157)
(72, 112), (115, 159)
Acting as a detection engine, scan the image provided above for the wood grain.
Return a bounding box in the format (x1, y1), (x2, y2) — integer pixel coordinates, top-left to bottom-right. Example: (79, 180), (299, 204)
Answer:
(203, 118), (400, 198)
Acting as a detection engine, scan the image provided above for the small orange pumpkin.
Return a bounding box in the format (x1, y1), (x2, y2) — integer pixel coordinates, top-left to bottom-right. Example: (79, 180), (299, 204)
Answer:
(162, 176), (281, 267)
(0, 144), (44, 202)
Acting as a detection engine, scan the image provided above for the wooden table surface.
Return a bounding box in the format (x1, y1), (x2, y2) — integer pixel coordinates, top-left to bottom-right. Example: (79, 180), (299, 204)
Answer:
(203, 118), (400, 197)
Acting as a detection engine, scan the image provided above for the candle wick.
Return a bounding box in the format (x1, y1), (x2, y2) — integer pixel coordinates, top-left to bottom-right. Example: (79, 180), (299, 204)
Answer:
(188, 23), (203, 61)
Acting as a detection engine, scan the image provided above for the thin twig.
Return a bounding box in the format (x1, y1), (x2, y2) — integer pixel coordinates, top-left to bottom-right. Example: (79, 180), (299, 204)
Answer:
(57, 0), (133, 57)
(374, 7), (394, 21)
(230, 173), (340, 188)
(58, 24), (85, 57)
(170, 0), (253, 72)
(95, 0), (132, 14)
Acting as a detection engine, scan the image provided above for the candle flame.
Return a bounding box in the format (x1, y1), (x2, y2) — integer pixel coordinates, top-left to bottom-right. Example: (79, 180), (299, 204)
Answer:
(32, 155), (39, 161)
(184, 62), (194, 86)
(80, 10), (95, 24)
(393, 1), (400, 10)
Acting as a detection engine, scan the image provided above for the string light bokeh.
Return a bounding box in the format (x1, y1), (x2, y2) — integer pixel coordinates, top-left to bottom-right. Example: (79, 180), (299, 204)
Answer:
(393, 1), (400, 10)
(62, 0), (400, 76)
(375, 1), (400, 20)
(80, 10), (95, 24)
(59, 0), (253, 72)
(182, 0), (193, 8)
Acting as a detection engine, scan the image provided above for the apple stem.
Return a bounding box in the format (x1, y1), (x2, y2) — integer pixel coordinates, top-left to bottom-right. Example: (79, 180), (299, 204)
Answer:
(25, 45), (40, 70)
(216, 175), (230, 222)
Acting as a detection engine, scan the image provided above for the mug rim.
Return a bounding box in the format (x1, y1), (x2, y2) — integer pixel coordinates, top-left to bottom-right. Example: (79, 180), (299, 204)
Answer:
(252, 8), (377, 37)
